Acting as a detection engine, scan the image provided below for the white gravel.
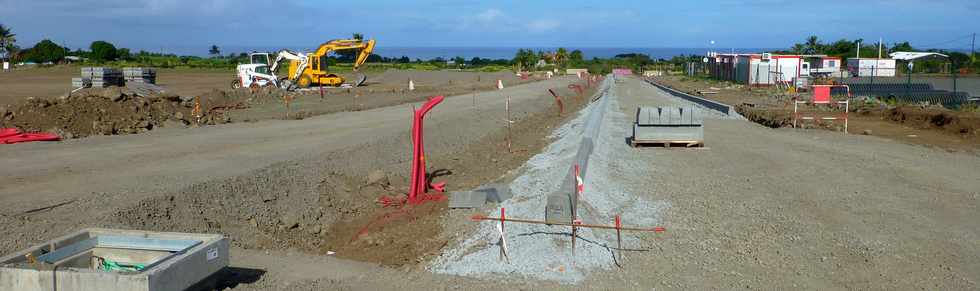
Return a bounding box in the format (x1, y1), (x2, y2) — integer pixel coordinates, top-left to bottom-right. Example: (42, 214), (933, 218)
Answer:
(429, 76), (670, 284)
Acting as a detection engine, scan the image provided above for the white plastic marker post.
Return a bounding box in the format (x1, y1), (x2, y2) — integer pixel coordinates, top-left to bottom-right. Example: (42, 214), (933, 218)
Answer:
(572, 164), (583, 254)
(497, 79), (504, 90)
(408, 79), (415, 91)
(497, 208), (510, 263)
(505, 95), (512, 152)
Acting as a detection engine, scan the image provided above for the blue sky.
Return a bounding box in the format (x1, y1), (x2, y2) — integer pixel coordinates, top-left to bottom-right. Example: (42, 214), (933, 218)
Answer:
(1, 0), (978, 51)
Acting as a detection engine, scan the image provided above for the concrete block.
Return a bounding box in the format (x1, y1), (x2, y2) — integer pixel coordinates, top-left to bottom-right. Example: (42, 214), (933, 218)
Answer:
(449, 191), (487, 208)
(479, 185), (512, 203)
(0, 228), (228, 291)
(632, 106), (704, 145)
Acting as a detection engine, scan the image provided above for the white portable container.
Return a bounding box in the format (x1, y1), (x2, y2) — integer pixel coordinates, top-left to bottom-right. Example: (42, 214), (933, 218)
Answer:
(847, 58), (896, 77)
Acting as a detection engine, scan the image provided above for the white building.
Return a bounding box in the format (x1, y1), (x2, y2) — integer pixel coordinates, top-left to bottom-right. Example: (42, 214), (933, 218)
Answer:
(735, 54), (809, 85)
(846, 58), (896, 77)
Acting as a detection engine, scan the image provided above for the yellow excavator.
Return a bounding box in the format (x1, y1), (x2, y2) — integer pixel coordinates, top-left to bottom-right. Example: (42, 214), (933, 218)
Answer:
(269, 38), (376, 89)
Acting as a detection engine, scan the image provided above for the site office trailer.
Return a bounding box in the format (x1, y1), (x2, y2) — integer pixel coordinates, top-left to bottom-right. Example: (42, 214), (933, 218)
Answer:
(736, 54), (807, 86)
(846, 58), (896, 77)
(810, 57), (842, 75)
(708, 54), (744, 82)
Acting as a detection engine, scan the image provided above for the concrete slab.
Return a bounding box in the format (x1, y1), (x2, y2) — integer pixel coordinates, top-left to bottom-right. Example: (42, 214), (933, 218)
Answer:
(0, 228), (228, 291)
(479, 185), (512, 203)
(449, 191), (487, 208)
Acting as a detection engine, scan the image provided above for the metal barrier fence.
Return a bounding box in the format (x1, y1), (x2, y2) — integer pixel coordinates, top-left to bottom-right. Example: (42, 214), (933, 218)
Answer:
(839, 77), (973, 107)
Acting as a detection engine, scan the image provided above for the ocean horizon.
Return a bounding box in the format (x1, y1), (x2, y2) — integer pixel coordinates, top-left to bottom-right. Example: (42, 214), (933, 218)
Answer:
(130, 46), (784, 60)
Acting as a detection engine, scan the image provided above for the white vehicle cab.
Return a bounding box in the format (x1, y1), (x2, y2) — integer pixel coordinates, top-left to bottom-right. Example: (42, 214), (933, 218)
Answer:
(232, 63), (281, 89)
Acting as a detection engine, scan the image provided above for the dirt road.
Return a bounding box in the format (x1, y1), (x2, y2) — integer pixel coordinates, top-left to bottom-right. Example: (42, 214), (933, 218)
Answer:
(591, 77), (980, 290)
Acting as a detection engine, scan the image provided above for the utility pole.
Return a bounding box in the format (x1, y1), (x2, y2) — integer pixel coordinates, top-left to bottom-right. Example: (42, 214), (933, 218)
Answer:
(878, 37), (882, 59)
(972, 33), (976, 61)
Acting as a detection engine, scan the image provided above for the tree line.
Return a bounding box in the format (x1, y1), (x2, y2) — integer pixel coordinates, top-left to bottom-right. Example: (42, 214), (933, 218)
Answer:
(778, 35), (978, 73)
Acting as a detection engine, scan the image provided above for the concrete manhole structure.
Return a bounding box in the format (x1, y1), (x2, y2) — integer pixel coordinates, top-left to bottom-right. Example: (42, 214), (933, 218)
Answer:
(0, 228), (228, 291)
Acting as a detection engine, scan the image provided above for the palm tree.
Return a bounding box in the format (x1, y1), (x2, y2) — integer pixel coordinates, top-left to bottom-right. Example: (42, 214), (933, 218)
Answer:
(804, 35), (820, 54)
(554, 47), (568, 69)
(0, 24), (15, 58)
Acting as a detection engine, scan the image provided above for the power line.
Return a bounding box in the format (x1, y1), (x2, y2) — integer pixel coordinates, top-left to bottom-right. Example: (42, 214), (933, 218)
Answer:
(916, 33), (975, 49)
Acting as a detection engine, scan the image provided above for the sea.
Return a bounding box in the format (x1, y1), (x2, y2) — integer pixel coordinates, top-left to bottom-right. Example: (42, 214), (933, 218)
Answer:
(140, 46), (782, 60)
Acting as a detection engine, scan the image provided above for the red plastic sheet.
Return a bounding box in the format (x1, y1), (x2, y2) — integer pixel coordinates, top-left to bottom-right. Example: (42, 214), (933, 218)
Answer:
(0, 128), (61, 144)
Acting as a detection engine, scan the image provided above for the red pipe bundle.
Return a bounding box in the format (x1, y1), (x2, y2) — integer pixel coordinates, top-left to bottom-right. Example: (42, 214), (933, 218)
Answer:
(378, 95), (447, 207)
(1, 128), (60, 144)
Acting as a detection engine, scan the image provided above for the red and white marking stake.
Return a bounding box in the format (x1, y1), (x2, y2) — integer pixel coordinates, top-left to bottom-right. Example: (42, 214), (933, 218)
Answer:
(498, 208), (510, 262)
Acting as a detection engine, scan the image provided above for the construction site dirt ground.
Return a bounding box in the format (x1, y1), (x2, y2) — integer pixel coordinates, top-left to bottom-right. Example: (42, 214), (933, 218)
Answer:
(1, 75), (979, 290)
(652, 75), (980, 152)
(0, 66), (539, 139)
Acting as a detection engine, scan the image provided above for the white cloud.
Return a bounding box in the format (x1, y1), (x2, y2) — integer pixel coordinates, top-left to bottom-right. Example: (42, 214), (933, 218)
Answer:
(476, 8), (502, 23)
(526, 19), (560, 32)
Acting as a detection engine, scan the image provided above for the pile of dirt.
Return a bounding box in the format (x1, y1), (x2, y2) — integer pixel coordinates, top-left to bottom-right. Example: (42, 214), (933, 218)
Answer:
(886, 106), (980, 136)
(0, 87), (192, 138)
(0, 87), (274, 139)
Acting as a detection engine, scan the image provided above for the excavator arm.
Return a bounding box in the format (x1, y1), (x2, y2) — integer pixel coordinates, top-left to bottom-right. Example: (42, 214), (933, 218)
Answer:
(352, 39), (376, 70)
(312, 38), (376, 71)
(269, 49), (306, 78)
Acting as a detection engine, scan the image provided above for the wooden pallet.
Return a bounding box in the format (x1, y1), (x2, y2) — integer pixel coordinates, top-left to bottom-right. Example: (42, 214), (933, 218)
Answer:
(630, 138), (704, 148)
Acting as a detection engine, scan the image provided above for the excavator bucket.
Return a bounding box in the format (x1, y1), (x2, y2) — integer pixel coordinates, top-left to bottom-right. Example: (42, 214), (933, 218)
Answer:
(352, 74), (367, 87)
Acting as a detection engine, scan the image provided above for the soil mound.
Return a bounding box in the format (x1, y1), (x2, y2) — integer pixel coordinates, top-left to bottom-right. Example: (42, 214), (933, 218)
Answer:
(0, 87), (268, 139)
(887, 106), (980, 136)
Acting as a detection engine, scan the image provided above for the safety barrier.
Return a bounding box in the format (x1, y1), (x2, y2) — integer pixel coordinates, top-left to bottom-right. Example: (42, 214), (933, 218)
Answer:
(644, 79), (733, 115)
(793, 99), (849, 135)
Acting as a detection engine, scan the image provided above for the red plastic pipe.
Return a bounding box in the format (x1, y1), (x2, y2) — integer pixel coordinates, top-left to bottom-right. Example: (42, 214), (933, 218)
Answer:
(407, 95), (445, 204)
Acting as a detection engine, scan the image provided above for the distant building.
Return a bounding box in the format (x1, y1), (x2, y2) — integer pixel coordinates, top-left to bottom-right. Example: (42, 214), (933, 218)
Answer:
(707, 53), (842, 85)
(806, 56), (842, 77)
(846, 58), (896, 77)
(613, 68), (632, 76)
(566, 68), (588, 75)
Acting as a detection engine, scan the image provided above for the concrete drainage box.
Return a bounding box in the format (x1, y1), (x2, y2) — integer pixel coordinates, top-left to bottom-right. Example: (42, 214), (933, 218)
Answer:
(0, 228), (228, 291)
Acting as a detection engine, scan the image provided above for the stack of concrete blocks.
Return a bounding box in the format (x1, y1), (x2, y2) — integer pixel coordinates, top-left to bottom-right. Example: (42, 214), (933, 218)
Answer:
(123, 67), (157, 84)
(81, 67), (123, 88)
(631, 106), (704, 146)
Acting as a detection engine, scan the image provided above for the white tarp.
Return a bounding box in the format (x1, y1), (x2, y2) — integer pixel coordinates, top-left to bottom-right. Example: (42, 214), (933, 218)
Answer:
(889, 52), (949, 61)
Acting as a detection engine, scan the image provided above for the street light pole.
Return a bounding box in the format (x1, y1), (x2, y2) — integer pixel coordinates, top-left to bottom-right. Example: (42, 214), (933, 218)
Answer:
(906, 61), (912, 98)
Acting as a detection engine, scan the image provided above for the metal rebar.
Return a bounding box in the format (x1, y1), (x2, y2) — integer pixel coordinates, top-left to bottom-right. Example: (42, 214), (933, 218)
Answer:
(471, 214), (665, 233)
